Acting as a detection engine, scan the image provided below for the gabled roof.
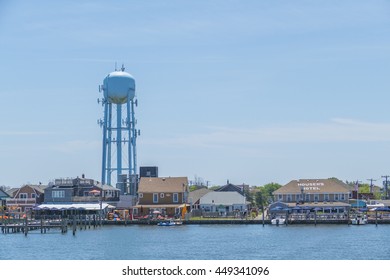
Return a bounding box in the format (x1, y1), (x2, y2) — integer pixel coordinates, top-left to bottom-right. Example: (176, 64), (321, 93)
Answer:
(215, 183), (244, 195)
(30, 185), (47, 193)
(0, 188), (10, 199)
(199, 191), (247, 205)
(188, 188), (212, 204)
(138, 177), (188, 193)
(6, 188), (19, 197)
(96, 182), (120, 191)
(7, 185), (47, 198)
(273, 179), (350, 195)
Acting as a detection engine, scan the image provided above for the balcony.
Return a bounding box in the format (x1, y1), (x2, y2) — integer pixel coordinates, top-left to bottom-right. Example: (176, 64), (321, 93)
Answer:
(71, 196), (119, 202)
(6, 198), (37, 205)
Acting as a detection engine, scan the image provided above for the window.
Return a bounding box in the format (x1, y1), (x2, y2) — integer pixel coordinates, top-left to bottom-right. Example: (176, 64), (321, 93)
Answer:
(334, 194), (339, 201)
(278, 194), (283, 201)
(153, 193), (158, 203)
(31, 193), (36, 199)
(160, 193), (164, 198)
(305, 194), (310, 202)
(173, 193), (179, 203)
(52, 190), (65, 198)
(324, 193), (329, 201)
(287, 194), (292, 202)
(19, 193), (28, 199)
(314, 194), (319, 202)
(340, 194), (345, 201)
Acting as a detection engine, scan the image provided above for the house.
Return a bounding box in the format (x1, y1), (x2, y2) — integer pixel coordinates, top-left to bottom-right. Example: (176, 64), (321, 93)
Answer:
(0, 188), (10, 207)
(199, 191), (249, 215)
(215, 181), (247, 196)
(6, 184), (46, 212)
(271, 178), (351, 214)
(188, 187), (212, 210)
(134, 177), (189, 217)
(44, 176), (120, 204)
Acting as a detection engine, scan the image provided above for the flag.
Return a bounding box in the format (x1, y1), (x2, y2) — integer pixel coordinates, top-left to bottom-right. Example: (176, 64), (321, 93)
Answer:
(181, 205), (187, 220)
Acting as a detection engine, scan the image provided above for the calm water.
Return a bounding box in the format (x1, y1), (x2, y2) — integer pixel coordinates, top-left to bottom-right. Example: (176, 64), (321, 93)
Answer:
(1, 224), (390, 260)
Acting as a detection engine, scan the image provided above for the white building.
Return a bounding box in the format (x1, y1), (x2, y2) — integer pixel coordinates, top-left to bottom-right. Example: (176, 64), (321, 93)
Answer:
(199, 191), (249, 214)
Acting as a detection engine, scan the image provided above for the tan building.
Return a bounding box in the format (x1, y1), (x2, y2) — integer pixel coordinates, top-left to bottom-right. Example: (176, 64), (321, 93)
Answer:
(6, 184), (46, 212)
(272, 178), (351, 213)
(134, 177), (189, 217)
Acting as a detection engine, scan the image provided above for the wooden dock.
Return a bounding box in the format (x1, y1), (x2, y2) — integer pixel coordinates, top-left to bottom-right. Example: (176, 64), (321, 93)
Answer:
(1, 214), (103, 235)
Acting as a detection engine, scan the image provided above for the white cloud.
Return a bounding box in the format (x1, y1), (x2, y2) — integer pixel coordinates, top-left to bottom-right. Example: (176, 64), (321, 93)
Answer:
(143, 118), (390, 149)
(50, 140), (100, 154)
(0, 131), (54, 136)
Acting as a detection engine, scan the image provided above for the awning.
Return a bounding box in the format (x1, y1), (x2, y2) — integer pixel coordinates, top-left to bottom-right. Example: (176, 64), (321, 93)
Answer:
(35, 203), (115, 211)
(133, 204), (185, 208)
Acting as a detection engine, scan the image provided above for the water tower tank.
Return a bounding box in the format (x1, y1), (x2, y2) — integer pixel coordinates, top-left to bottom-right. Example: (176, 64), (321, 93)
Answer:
(103, 71), (135, 104)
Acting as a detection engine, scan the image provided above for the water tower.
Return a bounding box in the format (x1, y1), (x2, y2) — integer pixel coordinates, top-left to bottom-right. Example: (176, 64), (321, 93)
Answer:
(98, 65), (139, 194)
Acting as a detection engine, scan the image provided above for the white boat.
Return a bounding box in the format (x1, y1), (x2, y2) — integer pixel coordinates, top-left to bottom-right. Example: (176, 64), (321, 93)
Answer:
(350, 215), (368, 225)
(157, 220), (183, 226)
(271, 217), (286, 225)
(367, 202), (385, 211)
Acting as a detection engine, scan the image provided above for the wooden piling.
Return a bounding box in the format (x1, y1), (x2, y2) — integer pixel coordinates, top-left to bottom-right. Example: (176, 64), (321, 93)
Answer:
(24, 214), (28, 236)
(375, 210), (378, 227)
(72, 215), (76, 236)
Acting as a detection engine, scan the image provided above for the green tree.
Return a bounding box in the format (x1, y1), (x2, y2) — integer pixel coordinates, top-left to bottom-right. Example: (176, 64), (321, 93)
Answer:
(254, 182), (282, 207)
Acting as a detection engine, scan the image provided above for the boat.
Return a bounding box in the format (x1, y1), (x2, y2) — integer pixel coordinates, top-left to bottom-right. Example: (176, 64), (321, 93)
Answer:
(350, 215), (368, 225)
(157, 220), (183, 226)
(271, 217), (285, 225)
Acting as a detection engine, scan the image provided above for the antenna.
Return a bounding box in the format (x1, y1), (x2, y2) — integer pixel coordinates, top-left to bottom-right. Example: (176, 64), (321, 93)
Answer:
(382, 175), (390, 199)
(121, 64), (125, 71)
(115, 62), (117, 71)
(367, 178), (377, 194)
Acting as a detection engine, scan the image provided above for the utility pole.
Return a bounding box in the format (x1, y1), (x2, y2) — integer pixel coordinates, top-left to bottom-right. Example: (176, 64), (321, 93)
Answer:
(367, 178), (376, 194)
(381, 175), (390, 199)
(354, 180), (362, 198)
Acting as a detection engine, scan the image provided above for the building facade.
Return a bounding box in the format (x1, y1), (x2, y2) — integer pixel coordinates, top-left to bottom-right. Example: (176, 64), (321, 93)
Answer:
(199, 191), (249, 215)
(6, 184), (46, 212)
(44, 176), (120, 204)
(0, 188), (10, 207)
(272, 178), (351, 213)
(135, 177), (188, 217)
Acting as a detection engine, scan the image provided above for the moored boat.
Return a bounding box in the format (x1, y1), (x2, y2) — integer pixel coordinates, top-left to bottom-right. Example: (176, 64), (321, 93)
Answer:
(157, 220), (183, 226)
(271, 217), (286, 225)
(350, 215), (367, 225)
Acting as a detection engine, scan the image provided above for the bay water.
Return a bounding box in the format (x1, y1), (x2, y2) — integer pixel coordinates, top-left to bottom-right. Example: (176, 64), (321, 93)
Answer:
(1, 224), (389, 260)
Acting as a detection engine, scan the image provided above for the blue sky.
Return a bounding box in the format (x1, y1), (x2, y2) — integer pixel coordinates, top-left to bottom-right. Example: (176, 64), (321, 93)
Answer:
(1, 0), (390, 187)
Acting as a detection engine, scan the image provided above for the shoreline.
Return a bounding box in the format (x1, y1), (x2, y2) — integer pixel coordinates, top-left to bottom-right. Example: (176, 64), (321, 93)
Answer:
(103, 219), (390, 225)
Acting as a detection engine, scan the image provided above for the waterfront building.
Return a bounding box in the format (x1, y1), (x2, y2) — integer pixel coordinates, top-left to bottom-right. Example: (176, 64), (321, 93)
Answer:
(188, 187), (212, 210)
(199, 191), (249, 215)
(134, 177), (189, 217)
(44, 175), (120, 205)
(6, 184), (46, 212)
(215, 180), (247, 196)
(271, 178), (351, 214)
(0, 188), (10, 207)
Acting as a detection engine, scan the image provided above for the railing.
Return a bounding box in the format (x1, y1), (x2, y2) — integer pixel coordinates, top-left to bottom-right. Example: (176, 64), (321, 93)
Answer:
(6, 199), (37, 205)
(72, 196), (119, 202)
